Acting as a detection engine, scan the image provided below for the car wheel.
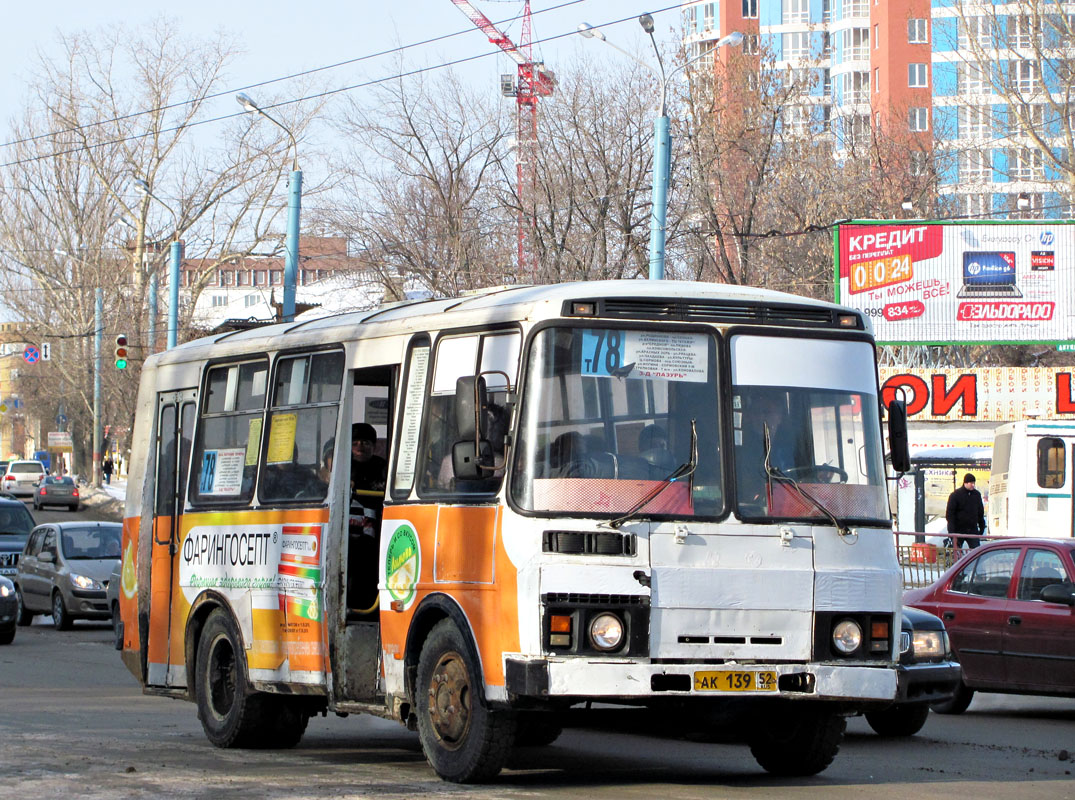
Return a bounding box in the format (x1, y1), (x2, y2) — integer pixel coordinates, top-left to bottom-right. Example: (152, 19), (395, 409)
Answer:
(15, 587), (34, 626)
(0, 624), (14, 645)
(52, 591), (72, 630)
(749, 708), (845, 777)
(930, 679), (974, 715)
(415, 619), (516, 783)
(195, 609), (276, 748)
(865, 703), (931, 737)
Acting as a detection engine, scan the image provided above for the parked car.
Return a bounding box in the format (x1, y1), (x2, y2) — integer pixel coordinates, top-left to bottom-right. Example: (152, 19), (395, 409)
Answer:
(0, 575), (17, 644)
(859, 606), (962, 736)
(33, 476), (80, 511)
(0, 495), (35, 581)
(14, 522), (122, 630)
(904, 538), (1075, 713)
(2, 460), (47, 499)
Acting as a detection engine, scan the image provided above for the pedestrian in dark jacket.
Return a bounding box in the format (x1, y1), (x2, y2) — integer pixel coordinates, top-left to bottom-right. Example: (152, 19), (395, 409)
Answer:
(946, 473), (986, 549)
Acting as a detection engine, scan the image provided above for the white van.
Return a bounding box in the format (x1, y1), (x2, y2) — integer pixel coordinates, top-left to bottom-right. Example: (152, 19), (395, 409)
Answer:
(988, 420), (1075, 539)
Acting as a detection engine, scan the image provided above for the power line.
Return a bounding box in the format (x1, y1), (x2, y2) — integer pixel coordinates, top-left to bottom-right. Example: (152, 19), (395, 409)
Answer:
(0, 4), (681, 170)
(0, 0), (591, 152)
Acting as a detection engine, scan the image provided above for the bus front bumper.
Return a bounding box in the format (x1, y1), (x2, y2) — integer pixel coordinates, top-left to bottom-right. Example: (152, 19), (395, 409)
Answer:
(505, 658), (898, 702)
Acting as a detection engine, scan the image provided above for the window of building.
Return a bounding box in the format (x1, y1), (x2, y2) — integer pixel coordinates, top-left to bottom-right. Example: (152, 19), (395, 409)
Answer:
(909, 107), (929, 131)
(743, 0), (758, 19)
(1012, 60), (1040, 93)
(271, 270), (282, 285)
(783, 31), (810, 60)
(874, 24), (879, 48)
(843, 0), (868, 18)
(784, 105), (812, 135)
(959, 105), (990, 138)
(874, 67), (880, 92)
(1010, 14), (1042, 49)
(219, 269), (230, 287)
(843, 27), (870, 61)
(244, 294), (260, 308)
(842, 70), (870, 104)
(959, 150), (991, 182)
(959, 16), (993, 49)
(1012, 190), (1045, 218)
(703, 2), (715, 30)
(962, 192), (992, 218)
(908, 63), (928, 87)
(909, 18), (929, 44)
(211, 295), (228, 308)
(744, 34), (760, 55)
(909, 150), (929, 176)
(782, 0), (809, 24)
(1037, 437), (1066, 488)
(822, 0), (831, 23)
(960, 63), (988, 93)
(251, 270), (260, 286)
(683, 5), (697, 31)
(823, 68), (832, 95)
(1010, 146), (1045, 181)
(190, 359), (269, 505)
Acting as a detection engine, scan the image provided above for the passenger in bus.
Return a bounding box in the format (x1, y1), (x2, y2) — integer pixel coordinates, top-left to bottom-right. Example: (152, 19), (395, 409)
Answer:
(348, 423), (386, 615)
(638, 424), (676, 476)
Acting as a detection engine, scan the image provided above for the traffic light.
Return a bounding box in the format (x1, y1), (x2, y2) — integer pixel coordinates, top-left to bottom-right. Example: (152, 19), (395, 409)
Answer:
(114, 334), (128, 369)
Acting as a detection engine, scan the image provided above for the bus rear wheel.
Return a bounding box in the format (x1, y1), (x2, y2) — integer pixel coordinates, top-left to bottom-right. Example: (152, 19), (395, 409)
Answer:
(415, 619), (516, 782)
(748, 707), (845, 777)
(195, 609), (307, 749)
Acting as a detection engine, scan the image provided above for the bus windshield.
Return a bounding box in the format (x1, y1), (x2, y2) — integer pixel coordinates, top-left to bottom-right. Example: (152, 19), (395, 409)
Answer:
(730, 334), (888, 524)
(511, 326), (723, 517)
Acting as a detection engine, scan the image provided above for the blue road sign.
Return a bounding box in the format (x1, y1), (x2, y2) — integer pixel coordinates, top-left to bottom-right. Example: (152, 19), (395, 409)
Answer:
(56, 414), (68, 427)
(23, 345), (40, 364)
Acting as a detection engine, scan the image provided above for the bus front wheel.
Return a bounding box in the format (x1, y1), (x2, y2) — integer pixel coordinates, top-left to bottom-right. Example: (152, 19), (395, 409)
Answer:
(415, 619), (516, 782)
(748, 707), (845, 776)
(195, 609), (307, 749)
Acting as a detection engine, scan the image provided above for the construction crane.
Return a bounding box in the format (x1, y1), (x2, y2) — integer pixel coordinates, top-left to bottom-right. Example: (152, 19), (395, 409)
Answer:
(449, 0), (554, 281)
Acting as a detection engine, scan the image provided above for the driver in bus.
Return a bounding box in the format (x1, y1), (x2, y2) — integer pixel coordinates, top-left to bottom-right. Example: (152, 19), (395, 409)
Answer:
(738, 391), (799, 507)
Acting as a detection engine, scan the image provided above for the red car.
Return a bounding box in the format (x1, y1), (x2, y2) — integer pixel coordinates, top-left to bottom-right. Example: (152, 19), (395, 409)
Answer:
(904, 538), (1075, 713)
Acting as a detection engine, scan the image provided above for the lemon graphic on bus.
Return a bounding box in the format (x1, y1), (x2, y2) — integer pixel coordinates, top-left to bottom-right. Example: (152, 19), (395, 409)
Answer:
(121, 539), (137, 599)
(385, 524), (420, 610)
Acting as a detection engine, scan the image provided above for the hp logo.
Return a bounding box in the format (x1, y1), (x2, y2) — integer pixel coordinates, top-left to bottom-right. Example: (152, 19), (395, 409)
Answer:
(1040, 231), (1054, 246)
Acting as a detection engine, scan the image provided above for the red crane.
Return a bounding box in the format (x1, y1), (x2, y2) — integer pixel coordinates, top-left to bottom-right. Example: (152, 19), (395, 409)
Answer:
(449, 0), (554, 281)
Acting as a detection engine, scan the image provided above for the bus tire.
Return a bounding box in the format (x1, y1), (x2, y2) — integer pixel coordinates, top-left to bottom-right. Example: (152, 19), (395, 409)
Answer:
(515, 712), (563, 747)
(865, 703), (930, 737)
(748, 707), (844, 777)
(415, 619), (516, 783)
(930, 680), (974, 715)
(195, 609), (267, 748)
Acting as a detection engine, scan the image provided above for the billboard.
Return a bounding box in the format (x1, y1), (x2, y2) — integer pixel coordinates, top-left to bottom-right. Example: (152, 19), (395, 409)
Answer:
(878, 366), (1075, 422)
(835, 220), (1075, 343)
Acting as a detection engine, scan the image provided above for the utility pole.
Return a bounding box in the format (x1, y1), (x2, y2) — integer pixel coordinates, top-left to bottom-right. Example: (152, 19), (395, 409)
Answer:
(92, 289), (102, 488)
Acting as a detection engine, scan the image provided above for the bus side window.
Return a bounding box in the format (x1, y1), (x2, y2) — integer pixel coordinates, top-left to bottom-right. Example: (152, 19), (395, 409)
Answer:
(189, 360), (267, 505)
(258, 351), (344, 503)
(418, 331), (519, 497)
(1037, 437), (1066, 489)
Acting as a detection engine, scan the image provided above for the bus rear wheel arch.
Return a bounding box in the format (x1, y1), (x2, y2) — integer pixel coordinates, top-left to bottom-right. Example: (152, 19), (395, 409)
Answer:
(194, 608), (309, 749)
(415, 618), (516, 782)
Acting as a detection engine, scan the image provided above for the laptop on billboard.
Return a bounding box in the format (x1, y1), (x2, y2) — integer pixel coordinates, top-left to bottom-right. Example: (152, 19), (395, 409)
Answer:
(956, 251), (1022, 298)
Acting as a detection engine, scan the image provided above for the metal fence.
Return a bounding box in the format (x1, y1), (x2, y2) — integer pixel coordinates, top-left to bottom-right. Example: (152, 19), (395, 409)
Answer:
(896, 543), (961, 588)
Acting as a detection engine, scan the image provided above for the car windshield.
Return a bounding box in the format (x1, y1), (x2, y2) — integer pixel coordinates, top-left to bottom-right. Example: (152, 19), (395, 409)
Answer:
(511, 326), (723, 517)
(730, 334), (889, 524)
(61, 526), (122, 559)
(0, 504), (34, 536)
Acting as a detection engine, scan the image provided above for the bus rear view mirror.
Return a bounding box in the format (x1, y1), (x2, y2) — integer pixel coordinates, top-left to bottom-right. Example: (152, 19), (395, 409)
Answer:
(452, 439), (493, 481)
(455, 376), (488, 440)
(887, 399), (911, 475)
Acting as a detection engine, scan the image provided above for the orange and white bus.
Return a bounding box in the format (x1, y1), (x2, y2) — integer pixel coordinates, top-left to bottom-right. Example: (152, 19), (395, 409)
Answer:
(118, 280), (907, 782)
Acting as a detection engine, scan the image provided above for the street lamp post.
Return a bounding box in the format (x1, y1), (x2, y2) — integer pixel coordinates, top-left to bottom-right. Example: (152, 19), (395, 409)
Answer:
(579, 19), (742, 280)
(133, 179), (183, 349)
(236, 92), (302, 323)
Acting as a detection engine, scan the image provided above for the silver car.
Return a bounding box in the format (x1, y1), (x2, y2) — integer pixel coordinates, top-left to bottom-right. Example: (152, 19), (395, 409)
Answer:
(15, 522), (122, 630)
(3, 461), (47, 499)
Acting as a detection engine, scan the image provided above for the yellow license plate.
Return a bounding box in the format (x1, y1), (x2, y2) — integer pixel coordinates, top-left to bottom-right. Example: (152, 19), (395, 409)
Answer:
(694, 670), (778, 692)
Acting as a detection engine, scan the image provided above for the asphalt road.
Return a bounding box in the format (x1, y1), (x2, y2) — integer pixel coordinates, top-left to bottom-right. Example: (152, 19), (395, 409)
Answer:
(3, 503), (1075, 798)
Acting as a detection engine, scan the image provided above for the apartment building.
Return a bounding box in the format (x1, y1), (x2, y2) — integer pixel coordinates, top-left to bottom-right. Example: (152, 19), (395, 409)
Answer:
(681, 0), (1070, 217)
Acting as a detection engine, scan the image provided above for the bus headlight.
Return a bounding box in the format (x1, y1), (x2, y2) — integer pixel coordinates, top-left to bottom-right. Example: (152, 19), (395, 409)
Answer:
(589, 613), (624, 651)
(832, 619), (862, 655)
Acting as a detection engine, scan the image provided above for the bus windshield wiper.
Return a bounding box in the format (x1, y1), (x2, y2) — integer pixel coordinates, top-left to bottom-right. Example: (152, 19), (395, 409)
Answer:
(609, 419), (697, 529)
(763, 424), (855, 541)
